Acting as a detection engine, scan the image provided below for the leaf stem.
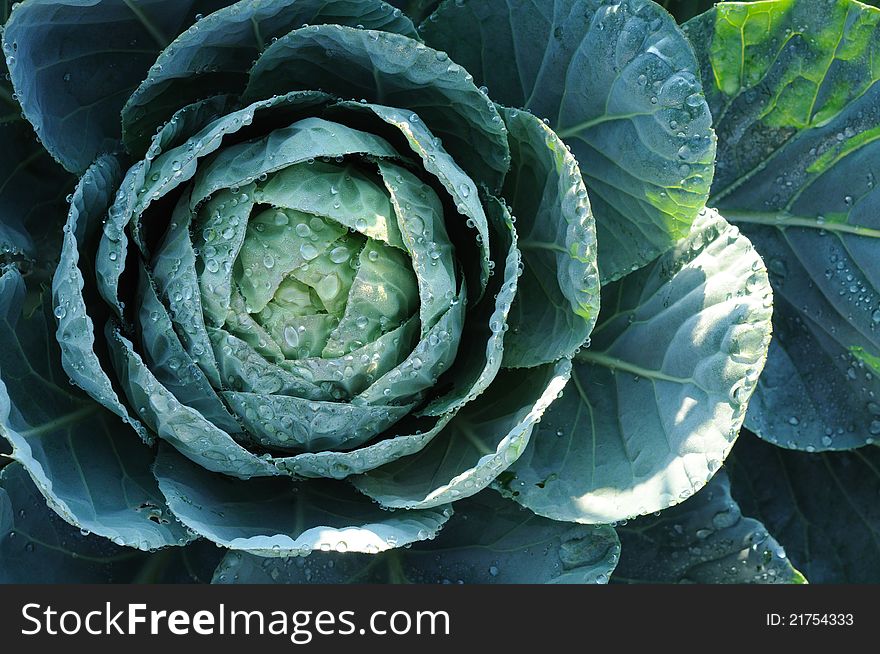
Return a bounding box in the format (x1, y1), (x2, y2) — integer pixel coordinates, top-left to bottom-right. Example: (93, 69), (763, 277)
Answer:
(122, 0), (169, 49)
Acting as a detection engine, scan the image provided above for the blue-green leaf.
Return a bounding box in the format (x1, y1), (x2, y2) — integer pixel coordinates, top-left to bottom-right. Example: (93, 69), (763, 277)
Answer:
(0, 267), (192, 550)
(121, 0), (418, 154)
(190, 116), (399, 207)
(727, 432), (880, 583)
(213, 490), (619, 584)
(0, 463), (225, 582)
(421, 0), (715, 281)
(614, 469), (806, 584)
(2, 0), (230, 173)
(245, 24), (511, 191)
(685, 0), (880, 451)
(352, 358), (572, 509)
(334, 100), (493, 302)
(136, 263), (241, 434)
(105, 324), (281, 479)
(498, 106), (599, 367)
(376, 159), (456, 332)
(0, 120), (75, 283)
(151, 192), (223, 387)
(52, 155), (150, 443)
(221, 391), (415, 452)
(0, 462), (152, 583)
(504, 209), (772, 523)
(418, 194), (519, 417)
(154, 444), (451, 556)
(272, 412), (455, 480)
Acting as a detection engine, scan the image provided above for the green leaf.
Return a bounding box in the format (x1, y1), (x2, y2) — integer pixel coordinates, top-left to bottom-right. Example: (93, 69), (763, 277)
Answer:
(52, 155), (150, 443)
(352, 358), (572, 509)
(258, 160), (405, 250)
(233, 205), (348, 315)
(353, 283), (465, 407)
(685, 0), (880, 451)
(503, 208), (772, 523)
(136, 262), (242, 434)
(614, 469), (806, 584)
(206, 326), (329, 400)
(498, 106), (599, 367)
(2, 0), (230, 173)
(421, 0), (715, 281)
(105, 324), (281, 479)
(0, 462), (152, 583)
(272, 412), (455, 480)
(0, 267), (193, 550)
(121, 0), (418, 154)
(323, 239), (420, 358)
(221, 391), (415, 452)
(278, 316), (419, 400)
(224, 289), (284, 363)
(213, 490), (619, 584)
(419, 194), (519, 417)
(727, 432), (880, 583)
(332, 100), (492, 301)
(154, 444), (452, 556)
(244, 24), (511, 192)
(376, 159), (456, 332)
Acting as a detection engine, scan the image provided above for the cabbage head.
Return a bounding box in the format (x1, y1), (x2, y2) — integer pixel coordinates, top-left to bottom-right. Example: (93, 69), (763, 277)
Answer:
(0, 0), (790, 584)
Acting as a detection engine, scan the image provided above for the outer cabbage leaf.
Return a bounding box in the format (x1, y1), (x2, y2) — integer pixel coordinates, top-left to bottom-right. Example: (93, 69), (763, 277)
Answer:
(154, 445), (452, 557)
(614, 469), (806, 583)
(421, 0), (715, 281)
(53, 156), (150, 442)
(685, 0), (880, 451)
(0, 119), (74, 288)
(121, 0), (418, 154)
(418, 194), (519, 417)
(213, 491), (619, 584)
(0, 462), (148, 583)
(498, 106), (600, 368)
(0, 267), (192, 550)
(2, 0), (231, 173)
(502, 209), (772, 523)
(244, 24), (511, 192)
(352, 359), (572, 510)
(0, 462), (227, 582)
(728, 432), (880, 583)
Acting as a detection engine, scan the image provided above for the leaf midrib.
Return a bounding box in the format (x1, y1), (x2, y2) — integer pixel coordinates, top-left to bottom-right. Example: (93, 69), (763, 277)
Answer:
(724, 210), (880, 239)
(576, 350), (692, 384)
